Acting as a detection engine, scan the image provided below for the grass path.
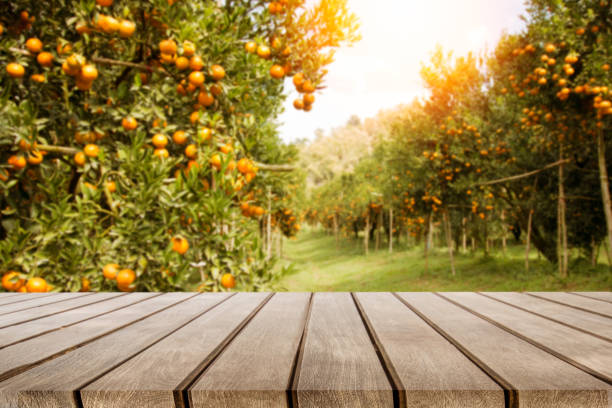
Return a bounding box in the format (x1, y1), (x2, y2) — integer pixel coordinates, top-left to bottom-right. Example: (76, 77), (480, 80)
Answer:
(276, 229), (612, 292)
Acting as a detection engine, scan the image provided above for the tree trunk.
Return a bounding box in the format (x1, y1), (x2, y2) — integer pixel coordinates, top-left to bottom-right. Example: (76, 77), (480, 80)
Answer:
(591, 237), (599, 267)
(364, 214), (370, 256)
(558, 145), (568, 278)
(389, 208), (393, 253)
(461, 217), (467, 253)
(443, 208), (456, 276)
(526, 209), (534, 272)
(483, 218), (489, 256)
(501, 210), (507, 256)
(596, 127), (612, 267)
(424, 213), (431, 272)
(375, 209), (382, 251)
(427, 214), (434, 251)
(266, 187), (272, 260)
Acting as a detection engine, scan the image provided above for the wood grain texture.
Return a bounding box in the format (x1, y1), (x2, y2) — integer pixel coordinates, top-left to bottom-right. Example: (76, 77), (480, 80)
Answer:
(0, 293), (91, 316)
(441, 292), (612, 382)
(0, 293), (124, 329)
(397, 292), (610, 408)
(355, 292), (504, 408)
(0, 293), (152, 349)
(189, 292), (310, 408)
(481, 292), (612, 340)
(0, 293), (221, 408)
(0, 293), (55, 307)
(0, 293), (165, 381)
(571, 292), (612, 303)
(528, 292), (612, 318)
(80, 292), (268, 408)
(295, 292), (393, 408)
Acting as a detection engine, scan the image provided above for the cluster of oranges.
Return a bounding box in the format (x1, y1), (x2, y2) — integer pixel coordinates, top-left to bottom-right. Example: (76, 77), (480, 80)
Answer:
(1, 272), (49, 292)
(6, 138), (47, 173)
(273, 208), (301, 237)
(291, 72), (316, 111)
(240, 201), (266, 218)
(102, 264), (136, 292)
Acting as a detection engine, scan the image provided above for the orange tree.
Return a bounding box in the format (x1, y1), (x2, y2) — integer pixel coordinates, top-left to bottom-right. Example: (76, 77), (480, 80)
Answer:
(0, 0), (358, 292)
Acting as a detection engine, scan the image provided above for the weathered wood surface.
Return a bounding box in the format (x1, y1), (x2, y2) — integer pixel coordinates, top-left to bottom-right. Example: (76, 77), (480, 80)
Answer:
(0, 291), (610, 408)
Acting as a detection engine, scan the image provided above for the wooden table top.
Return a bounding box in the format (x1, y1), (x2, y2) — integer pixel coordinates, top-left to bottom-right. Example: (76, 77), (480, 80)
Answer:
(0, 291), (610, 408)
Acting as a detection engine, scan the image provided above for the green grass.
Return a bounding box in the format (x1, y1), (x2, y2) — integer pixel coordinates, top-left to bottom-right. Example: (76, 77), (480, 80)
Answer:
(276, 229), (612, 292)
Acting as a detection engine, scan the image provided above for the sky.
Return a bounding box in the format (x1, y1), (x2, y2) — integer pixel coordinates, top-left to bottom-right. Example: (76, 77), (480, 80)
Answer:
(277, 0), (527, 143)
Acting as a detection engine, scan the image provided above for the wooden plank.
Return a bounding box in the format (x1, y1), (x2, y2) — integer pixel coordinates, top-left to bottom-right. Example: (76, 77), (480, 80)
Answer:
(354, 292), (504, 407)
(397, 292), (610, 408)
(440, 292), (612, 383)
(81, 292), (271, 408)
(0, 293), (55, 307)
(481, 292), (612, 341)
(0, 292), (171, 381)
(0, 293), (153, 349)
(0, 292), (125, 329)
(295, 292), (393, 408)
(528, 292), (612, 318)
(189, 292), (310, 408)
(571, 292), (612, 303)
(0, 293), (227, 408)
(0, 293), (86, 315)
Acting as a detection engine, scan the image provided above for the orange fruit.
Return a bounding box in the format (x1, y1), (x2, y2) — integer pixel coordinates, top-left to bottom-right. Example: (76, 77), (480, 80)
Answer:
(173, 130), (188, 144)
(190, 111), (200, 124)
(270, 64), (285, 79)
(74, 151), (86, 166)
(98, 15), (120, 33)
(198, 91), (214, 107)
(175, 56), (189, 70)
(84, 144), (99, 157)
(183, 41), (196, 57)
(293, 72), (305, 87)
(37, 52), (54, 67)
(8, 155), (26, 170)
(171, 236), (189, 254)
(26, 277), (48, 292)
(185, 144), (197, 158)
(30, 74), (45, 83)
(302, 80), (315, 93)
(189, 71), (205, 87)
(81, 277), (91, 292)
(220, 273), (235, 289)
(116, 269), (135, 286)
(80, 64), (98, 81)
(2, 271), (25, 291)
(198, 127), (212, 141)
(293, 98), (304, 110)
(119, 20), (136, 38)
(189, 55), (204, 71)
(26, 38), (43, 53)
(154, 148), (169, 158)
(152, 134), (168, 148)
(103, 263), (120, 279)
(106, 181), (116, 192)
(210, 153), (222, 170)
(96, 0), (113, 5)
(257, 45), (271, 58)
(603, 64), (610, 71)
(159, 39), (177, 55)
(303, 104), (312, 112)
(62, 61), (80, 76)
(6, 63), (25, 78)
(245, 41), (257, 53)
(237, 158), (250, 174)
(27, 150), (43, 165)
(122, 116), (138, 130)
(544, 43), (556, 53)
(220, 143), (233, 154)
(303, 93), (315, 105)
(210, 64), (225, 80)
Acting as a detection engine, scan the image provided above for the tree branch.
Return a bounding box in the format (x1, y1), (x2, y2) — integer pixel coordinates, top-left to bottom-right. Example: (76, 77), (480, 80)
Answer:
(474, 159), (570, 187)
(254, 162), (296, 172)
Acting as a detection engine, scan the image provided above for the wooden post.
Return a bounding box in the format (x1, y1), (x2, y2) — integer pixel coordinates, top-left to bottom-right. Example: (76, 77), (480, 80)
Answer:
(558, 144), (568, 278)
(389, 208), (393, 254)
(443, 208), (456, 276)
(461, 217), (467, 253)
(596, 127), (612, 267)
(501, 210), (507, 256)
(364, 214), (370, 256)
(526, 209), (534, 273)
